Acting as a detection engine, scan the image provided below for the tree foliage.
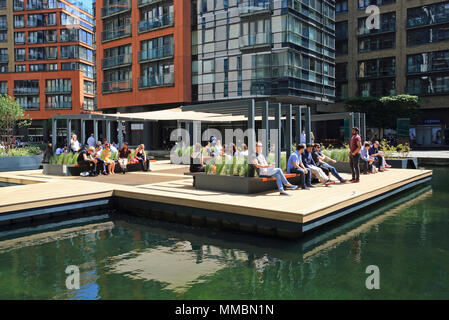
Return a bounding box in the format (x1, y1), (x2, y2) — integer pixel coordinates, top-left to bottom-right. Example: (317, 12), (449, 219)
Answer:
(0, 94), (31, 153)
(344, 95), (421, 130)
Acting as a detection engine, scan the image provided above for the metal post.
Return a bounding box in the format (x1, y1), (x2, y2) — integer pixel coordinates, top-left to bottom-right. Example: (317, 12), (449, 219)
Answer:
(193, 121), (201, 146)
(305, 106), (311, 144)
(295, 105), (301, 144)
(248, 99), (256, 155)
(106, 120), (111, 143)
(67, 119), (72, 144)
(285, 104), (293, 160)
(360, 113), (366, 142)
(274, 103), (281, 168)
(94, 119), (99, 144)
(52, 118), (57, 153)
(261, 101), (269, 157)
(117, 121), (124, 147)
(355, 113), (361, 132)
(81, 119), (86, 146)
(350, 112), (355, 138)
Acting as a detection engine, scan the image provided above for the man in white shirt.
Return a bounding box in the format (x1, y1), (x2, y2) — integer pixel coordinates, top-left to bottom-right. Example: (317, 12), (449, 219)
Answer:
(87, 133), (96, 148)
(70, 134), (81, 152)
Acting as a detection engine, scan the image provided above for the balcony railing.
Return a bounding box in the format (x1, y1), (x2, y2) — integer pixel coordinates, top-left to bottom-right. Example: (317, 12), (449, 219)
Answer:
(240, 32), (271, 48)
(357, 23), (395, 36)
(101, 0), (131, 18)
(138, 73), (174, 89)
(358, 67), (395, 78)
(138, 0), (164, 7)
(0, 88), (8, 95)
(0, 54), (8, 63)
(21, 102), (40, 110)
(26, 0), (58, 10)
(0, 23), (7, 30)
(45, 86), (72, 94)
(138, 13), (174, 33)
(138, 45), (173, 62)
(13, 88), (40, 95)
(102, 54), (132, 70)
(238, 0), (271, 16)
(101, 24), (132, 42)
(102, 79), (132, 93)
(45, 102), (72, 110)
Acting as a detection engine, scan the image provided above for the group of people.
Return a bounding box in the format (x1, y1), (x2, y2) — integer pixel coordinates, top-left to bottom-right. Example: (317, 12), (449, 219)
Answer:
(53, 133), (151, 177)
(349, 127), (391, 182)
(189, 137), (250, 173)
(251, 142), (347, 196)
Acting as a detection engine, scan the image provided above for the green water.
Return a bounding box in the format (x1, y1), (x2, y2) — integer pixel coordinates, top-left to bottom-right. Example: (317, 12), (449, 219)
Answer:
(0, 168), (448, 300)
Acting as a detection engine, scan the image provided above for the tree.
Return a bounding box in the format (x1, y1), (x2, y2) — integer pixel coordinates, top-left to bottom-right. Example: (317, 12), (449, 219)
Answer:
(344, 94), (421, 137)
(0, 94), (31, 153)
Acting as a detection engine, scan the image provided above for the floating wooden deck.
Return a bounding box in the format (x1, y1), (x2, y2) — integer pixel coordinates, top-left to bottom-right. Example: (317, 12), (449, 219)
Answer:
(0, 162), (433, 238)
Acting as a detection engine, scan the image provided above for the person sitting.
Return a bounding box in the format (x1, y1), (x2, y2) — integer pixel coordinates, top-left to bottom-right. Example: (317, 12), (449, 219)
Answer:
(101, 143), (116, 175)
(93, 145), (107, 175)
(134, 144), (150, 172)
(312, 143), (347, 183)
(251, 141), (298, 196)
(77, 146), (97, 176)
(190, 143), (206, 173)
(118, 143), (131, 174)
(239, 143), (249, 157)
(303, 144), (334, 187)
(286, 144), (310, 190)
(55, 145), (64, 155)
(369, 141), (391, 172)
(361, 142), (375, 174)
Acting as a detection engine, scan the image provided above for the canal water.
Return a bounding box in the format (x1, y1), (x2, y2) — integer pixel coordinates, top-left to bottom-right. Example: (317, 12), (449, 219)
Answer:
(0, 168), (448, 299)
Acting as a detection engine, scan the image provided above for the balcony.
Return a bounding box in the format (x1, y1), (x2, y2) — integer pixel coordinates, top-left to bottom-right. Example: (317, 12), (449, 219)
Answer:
(45, 102), (72, 110)
(21, 102), (40, 110)
(0, 87), (8, 95)
(26, 0), (58, 10)
(238, 1), (271, 17)
(0, 54), (8, 63)
(358, 66), (395, 78)
(240, 32), (271, 49)
(357, 23), (395, 36)
(138, 45), (173, 63)
(102, 54), (132, 70)
(102, 79), (132, 93)
(13, 1), (24, 11)
(101, 24), (132, 42)
(13, 88), (40, 95)
(101, 1), (131, 18)
(45, 86), (72, 94)
(138, 13), (174, 33)
(138, 73), (174, 89)
(138, 0), (164, 8)
(0, 22), (7, 31)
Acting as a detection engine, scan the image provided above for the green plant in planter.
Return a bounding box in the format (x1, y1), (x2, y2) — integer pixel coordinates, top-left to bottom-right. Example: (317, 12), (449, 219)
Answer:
(56, 154), (64, 164)
(397, 143), (410, 158)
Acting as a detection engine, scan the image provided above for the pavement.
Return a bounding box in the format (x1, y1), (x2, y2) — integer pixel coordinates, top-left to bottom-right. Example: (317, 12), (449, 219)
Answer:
(408, 151), (449, 159)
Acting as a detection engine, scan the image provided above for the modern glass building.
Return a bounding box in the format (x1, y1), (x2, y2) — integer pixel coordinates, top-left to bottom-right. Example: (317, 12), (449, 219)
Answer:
(191, 0), (336, 104)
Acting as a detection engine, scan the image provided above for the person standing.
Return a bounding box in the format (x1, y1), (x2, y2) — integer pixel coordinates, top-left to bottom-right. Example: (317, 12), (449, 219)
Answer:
(87, 133), (96, 148)
(70, 134), (81, 152)
(349, 127), (362, 183)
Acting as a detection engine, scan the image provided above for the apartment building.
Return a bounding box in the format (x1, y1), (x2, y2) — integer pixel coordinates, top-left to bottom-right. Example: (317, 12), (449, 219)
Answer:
(0, 0), (95, 143)
(192, 0), (336, 105)
(334, 0), (449, 146)
(95, 0), (191, 112)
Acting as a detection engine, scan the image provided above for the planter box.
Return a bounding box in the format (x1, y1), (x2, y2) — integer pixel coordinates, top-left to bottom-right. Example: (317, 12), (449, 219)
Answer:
(43, 162), (147, 176)
(190, 173), (303, 194)
(0, 155), (43, 172)
(330, 157), (418, 173)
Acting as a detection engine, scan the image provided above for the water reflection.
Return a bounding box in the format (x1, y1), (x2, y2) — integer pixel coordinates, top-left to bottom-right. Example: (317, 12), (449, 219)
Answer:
(0, 168), (448, 299)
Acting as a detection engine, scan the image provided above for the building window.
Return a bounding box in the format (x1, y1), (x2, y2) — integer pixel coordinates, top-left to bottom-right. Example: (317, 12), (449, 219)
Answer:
(14, 15), (25, 28)
(358, 33), (395, 52)
(15, 65), (26, 72)
(14, 32), (25, 44)
(15, 48), (26, 61)
(336, 0), (348, 13)
(358, 57), (396, 78)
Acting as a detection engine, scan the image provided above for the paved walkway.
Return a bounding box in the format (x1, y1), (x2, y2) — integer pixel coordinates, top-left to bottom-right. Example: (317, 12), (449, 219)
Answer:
(408, 151), (449, 159)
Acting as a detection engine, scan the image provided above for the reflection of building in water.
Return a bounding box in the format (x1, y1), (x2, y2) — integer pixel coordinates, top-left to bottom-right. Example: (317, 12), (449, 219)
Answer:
(107, 242), (248, 293)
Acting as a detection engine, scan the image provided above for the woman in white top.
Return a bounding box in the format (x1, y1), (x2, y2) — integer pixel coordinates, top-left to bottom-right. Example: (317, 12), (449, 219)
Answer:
(70, 134), (81, 152)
